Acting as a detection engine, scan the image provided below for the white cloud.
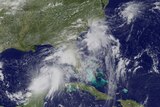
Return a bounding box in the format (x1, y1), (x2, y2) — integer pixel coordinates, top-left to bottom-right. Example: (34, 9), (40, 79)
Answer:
(0, 0), (26, 14)
(28, 66), (64, 98)
(6, 91), (32, 105)
(83, 19), (111, 53)
(119, 2), (144, 24)
(42, 2), (63, 11)
(153, 2), (160, 10)
(0, 62), (4, 81)
(45, 45), (80, 67)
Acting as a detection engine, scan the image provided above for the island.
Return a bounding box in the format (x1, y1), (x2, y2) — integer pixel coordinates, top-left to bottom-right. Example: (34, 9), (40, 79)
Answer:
(119, 100), (144, 107)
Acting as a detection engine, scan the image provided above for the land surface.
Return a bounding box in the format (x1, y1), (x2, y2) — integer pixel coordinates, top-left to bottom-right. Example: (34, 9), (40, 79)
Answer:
(0, 0), (108, 51)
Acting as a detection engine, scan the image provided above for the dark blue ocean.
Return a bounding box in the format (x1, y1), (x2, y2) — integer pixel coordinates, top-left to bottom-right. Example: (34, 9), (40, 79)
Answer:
(0, 0), (160, 107)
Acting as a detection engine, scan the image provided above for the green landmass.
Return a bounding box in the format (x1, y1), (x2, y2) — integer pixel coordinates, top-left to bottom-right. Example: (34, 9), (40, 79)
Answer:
(0, 0), (109, 106)
(65, 82), (112, 100)
(119, 100), (144, 107)
(17, 82), (111, 107)
(17, 93), (46, 107)
(0, 0), (108, 51)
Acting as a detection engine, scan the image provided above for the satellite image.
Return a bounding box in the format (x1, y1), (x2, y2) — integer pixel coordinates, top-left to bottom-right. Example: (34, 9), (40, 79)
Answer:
(0, 0), (160, 107)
